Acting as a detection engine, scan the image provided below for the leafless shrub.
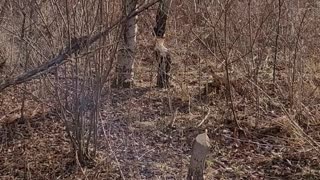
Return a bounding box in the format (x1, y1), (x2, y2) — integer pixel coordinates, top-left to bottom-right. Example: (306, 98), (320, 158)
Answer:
(171, 0), (320, 148)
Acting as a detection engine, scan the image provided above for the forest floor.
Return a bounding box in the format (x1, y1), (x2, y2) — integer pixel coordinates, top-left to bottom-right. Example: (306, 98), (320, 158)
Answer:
(1, 50), (320, 180)
(1, 12), (320, 179)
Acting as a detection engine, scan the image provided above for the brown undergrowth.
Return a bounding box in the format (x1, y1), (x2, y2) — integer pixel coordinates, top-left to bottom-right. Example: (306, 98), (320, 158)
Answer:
(1, 0), (320, 179)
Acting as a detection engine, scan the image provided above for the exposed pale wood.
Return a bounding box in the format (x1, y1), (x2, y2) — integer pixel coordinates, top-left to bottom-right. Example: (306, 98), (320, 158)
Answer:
(155, 38), (171, 88)
(187, 130), (211, 180)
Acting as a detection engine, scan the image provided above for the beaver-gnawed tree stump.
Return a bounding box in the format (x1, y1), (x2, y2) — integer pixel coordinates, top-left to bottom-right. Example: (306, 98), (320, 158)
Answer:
(187, 130), (211, 180)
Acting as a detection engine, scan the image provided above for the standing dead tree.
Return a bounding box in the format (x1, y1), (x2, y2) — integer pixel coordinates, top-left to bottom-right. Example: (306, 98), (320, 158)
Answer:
(154, 0), (172, 88)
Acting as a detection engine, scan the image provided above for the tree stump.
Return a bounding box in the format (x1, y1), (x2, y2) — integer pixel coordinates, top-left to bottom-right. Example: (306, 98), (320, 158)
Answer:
(187, 130), (211, 180)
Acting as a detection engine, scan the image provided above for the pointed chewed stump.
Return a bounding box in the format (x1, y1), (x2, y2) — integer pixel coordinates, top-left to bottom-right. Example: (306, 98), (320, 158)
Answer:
(187, 130), (211, 180)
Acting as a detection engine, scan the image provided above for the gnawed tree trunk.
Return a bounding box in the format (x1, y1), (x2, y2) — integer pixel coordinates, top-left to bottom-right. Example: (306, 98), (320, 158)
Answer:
(187, 130), (211, 180)
(114, 0), (138, 88)
(154, 0), (172, 88)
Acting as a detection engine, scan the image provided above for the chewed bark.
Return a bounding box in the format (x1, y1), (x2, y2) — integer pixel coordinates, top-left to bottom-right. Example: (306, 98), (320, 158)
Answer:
(154, 0), (172, 88)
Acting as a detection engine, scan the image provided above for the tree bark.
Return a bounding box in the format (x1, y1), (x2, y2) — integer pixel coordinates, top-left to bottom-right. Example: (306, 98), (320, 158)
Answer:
(154, 0), (172, 88)
(114, 0), (138, 88)
(187, 130), (211, 180)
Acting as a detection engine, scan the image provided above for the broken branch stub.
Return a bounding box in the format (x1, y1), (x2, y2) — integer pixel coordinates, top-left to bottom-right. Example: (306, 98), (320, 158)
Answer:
(187, 130), (211, 180)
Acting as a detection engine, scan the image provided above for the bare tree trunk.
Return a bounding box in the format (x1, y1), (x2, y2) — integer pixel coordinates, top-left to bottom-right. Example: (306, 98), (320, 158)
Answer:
(114, 0), (138, 88)
(187, 130), (211, 180)
(154, 0), (172, 88)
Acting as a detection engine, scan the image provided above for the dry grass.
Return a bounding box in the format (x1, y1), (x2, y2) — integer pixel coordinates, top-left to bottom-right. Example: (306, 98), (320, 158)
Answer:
(1, 0), (320, 179)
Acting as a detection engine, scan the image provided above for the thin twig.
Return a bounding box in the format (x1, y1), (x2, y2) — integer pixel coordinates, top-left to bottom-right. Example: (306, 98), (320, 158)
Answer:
(197, 107), (211, 127)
